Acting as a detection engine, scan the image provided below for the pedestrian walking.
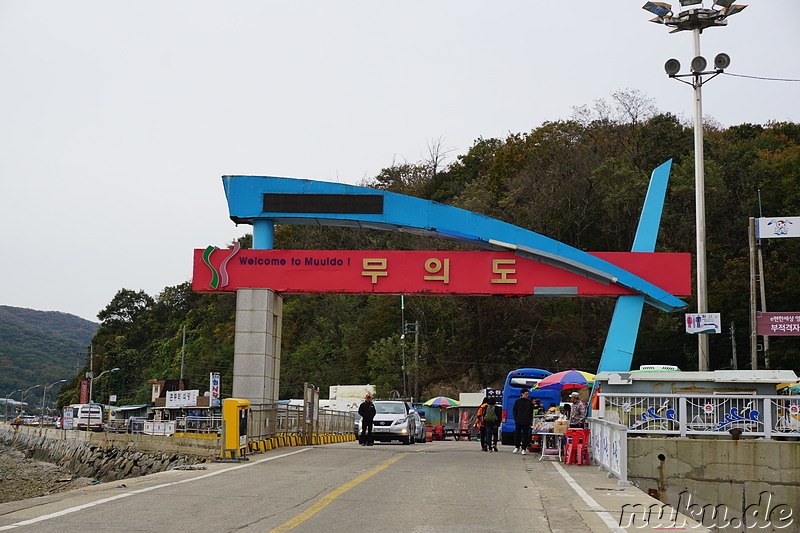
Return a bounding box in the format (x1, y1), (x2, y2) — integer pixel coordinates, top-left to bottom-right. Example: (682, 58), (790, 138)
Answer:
(482, 397), (501, 452)
(476, 397), (489, 451)
(358, 394), (376, 446)
(512, 389), (534, 455)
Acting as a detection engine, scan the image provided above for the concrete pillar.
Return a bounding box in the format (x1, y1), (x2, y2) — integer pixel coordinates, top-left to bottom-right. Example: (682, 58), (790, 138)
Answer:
(232, 288), (283, 405)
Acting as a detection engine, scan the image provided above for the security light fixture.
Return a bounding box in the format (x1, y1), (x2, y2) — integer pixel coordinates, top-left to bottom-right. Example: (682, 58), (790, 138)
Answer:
(714, 52), (731, 70)
(665, 58), (681, 75)
(642, 1), (672, 19)
(721, 5), (747, 17)
(690, 56), (707, 72)
(679, 0), (702, 6)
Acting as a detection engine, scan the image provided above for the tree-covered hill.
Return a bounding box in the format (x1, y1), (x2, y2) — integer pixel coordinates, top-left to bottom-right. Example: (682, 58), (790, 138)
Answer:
(0, 306), (98, 399)
(56, 92), (800, 406)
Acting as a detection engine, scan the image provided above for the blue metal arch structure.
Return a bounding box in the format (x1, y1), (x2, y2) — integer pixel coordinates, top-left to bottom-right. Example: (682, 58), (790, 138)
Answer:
(222, 161), (686, 313)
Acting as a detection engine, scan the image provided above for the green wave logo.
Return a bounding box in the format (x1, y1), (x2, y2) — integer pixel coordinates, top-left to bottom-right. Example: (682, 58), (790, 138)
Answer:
(202, 243), (241, 289)
(202, 246), (220, 289)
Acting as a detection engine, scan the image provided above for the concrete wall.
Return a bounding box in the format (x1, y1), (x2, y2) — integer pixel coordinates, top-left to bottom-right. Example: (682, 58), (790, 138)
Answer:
(627, 437), (799, 530)
(1, 426), (216, 483)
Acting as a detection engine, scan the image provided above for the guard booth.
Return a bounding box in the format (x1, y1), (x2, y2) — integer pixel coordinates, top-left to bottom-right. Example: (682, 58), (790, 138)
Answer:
(222, 398), (250, 459)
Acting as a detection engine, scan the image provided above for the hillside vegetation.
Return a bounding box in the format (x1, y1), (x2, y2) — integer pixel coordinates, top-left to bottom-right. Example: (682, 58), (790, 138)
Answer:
(0, 306), (97, 397)
(52, 93), (800, 406)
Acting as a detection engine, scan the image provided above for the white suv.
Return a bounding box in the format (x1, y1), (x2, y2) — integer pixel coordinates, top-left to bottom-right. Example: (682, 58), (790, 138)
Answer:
(371, 401), (417, 445)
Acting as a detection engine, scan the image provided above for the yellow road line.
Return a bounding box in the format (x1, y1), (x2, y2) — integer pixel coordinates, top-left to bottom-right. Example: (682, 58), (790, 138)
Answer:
(270, 453), (409, 532)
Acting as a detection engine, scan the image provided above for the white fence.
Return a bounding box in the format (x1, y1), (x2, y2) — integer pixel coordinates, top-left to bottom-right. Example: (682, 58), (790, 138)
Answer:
(597, 393), (800, 439)
(587, 417), (630, 486)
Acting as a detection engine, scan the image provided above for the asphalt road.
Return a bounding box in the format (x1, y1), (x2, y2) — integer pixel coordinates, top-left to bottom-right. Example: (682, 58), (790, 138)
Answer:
(0, 440), (671, 533)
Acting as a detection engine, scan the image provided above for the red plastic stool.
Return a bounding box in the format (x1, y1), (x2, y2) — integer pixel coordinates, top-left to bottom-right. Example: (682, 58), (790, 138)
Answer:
(564, 428), (590, 465)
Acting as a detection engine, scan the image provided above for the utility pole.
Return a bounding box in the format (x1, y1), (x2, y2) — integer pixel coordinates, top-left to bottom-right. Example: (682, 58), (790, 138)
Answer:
(729, 321), (737, 370)
(757, 241), (770, 368)
(180, 324), (186, 380)
(400, 296), (407, 399)
(87, 344), (94, 403)
(748, 217), (758, 370)
(413, 320), (420, 403)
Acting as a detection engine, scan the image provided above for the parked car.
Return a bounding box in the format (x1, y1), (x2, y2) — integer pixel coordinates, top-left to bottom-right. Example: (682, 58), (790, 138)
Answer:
(353, 412), (362, 438)
(371, 401), (416, 445)
(411, 410), (426, 443)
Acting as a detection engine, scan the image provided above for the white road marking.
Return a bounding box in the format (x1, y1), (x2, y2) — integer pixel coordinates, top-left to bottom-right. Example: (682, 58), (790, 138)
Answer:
(0, 448), (310, 531)
(552, 462), (626, 533)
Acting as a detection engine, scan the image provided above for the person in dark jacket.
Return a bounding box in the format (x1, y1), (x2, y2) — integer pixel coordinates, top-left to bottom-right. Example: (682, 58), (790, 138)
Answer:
(358, 394), (376, 446)
(482, 397), (501, 452)
(477, 396), (489, 451)
(512, 389), (534, 455)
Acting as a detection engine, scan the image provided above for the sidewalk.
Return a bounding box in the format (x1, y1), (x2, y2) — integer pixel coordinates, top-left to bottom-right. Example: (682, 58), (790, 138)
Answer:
(529, 452), (710, 532)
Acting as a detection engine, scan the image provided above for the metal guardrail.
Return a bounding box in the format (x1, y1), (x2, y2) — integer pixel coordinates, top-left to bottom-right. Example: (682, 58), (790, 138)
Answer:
(248, 404), (354, 441)
(90, 405), (354, 443)
(597, 393), (800, 439)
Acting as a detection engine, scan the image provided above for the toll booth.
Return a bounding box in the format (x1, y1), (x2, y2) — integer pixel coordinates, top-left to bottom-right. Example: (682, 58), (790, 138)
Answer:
(222, 398), (250, 459)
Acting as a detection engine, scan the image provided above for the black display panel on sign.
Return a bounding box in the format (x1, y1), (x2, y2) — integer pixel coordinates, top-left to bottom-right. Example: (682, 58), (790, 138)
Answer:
(263, 193), (384, 214)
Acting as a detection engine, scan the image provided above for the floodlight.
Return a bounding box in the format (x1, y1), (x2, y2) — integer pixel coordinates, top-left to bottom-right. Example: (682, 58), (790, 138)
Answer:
(679, 0), (702, 6)
(713, 0), (736, 7)
(714, 52), (730, 70)
(665, 58), (681, 76)
(722, 4), (747, 17)
(643, 1), (672, 18)
(690, 55), (707, 72)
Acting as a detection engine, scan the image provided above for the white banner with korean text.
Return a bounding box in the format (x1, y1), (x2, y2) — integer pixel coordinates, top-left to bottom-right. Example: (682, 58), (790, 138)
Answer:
(166, 389), (199, 408)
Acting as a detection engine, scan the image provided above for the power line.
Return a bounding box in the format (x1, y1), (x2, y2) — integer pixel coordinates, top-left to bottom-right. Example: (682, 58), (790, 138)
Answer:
(723, 72), (800, 82)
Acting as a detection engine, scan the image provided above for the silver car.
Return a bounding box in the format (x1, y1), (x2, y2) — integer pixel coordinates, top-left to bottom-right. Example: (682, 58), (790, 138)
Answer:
(411, 409), (426, 443)
(371, 401), (417, 445)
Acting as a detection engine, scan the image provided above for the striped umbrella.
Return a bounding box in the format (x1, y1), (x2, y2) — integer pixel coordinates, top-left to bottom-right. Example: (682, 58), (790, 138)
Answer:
(423, 396), (460, 407)
(777, 382), (800, 393)
(535, 369), (595, 391)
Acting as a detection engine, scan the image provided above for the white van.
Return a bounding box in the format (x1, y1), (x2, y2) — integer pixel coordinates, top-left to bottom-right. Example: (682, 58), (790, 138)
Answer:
(65, 403), (107, 431)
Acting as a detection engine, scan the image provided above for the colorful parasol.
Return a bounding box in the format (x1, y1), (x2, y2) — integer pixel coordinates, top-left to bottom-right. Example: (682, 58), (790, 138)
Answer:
(777, 382), (800, 393)
(423, 396), (460, 407)
(535, 369), (595, 391)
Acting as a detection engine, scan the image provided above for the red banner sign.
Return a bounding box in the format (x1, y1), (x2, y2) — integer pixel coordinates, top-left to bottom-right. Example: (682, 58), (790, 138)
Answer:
(193, 249), (691, 297)
(80, 380), (88, 404)
(757, 312), (800, 336)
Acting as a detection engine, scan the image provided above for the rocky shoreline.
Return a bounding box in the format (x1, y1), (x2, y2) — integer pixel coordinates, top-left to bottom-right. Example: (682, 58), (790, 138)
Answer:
(0, 426), (214, 505)
(0, 442), (94, 504)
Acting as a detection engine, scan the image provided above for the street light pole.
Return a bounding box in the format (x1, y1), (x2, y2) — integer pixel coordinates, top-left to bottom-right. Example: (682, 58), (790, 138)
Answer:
(89, 367), (120, 404)
(4, 389), (22, 422)
(87, 367), (119, 432)
(21, 384), (41, 415)
(40, 380), (67, 428)
(691, 26), (711, 371)
(643, 0), (747, 371)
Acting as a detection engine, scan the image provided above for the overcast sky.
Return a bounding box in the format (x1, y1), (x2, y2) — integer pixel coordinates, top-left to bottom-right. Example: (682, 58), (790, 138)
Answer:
(1, 1), (798, 323)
